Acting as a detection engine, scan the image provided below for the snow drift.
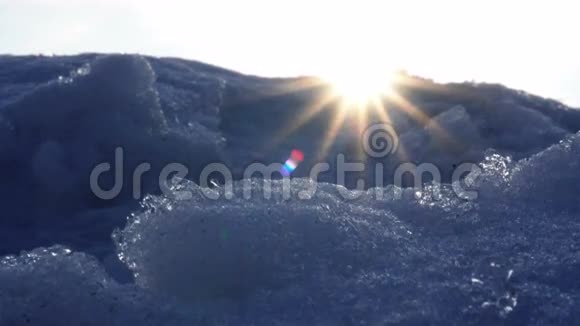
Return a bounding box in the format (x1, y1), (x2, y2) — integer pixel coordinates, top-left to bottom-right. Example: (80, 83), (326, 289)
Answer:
(0, 54), (579, 325)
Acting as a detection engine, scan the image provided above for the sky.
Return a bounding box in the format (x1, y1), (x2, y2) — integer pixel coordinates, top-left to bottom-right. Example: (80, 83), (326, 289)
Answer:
(1, 0), (579, 106)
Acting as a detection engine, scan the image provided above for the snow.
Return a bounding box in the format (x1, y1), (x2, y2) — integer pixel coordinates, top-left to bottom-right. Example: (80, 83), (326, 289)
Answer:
(0, 54), (223, 230)
(0, 54), (579, 324)
(0, 246), (197, 325)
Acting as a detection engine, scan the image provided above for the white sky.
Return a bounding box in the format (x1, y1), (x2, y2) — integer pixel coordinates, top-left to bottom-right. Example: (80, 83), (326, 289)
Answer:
(1, 0), (579, 106)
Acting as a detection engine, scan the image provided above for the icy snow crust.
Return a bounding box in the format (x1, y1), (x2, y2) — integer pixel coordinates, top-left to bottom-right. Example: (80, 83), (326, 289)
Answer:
(1, 54), (580, 325)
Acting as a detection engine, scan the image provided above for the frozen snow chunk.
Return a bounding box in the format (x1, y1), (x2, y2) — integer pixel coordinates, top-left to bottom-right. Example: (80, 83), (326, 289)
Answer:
(396, 105), (484, 172)
(426, 105), (483, 152)
(114, 179), (413, 301)
(464, 132), (580, 212)
(507, 132), (580, 211)
(88, 55), (154, 96)
(481, 102), (568, 155)
(0, 246), (197, 325)
(398, 128), (430, 161)
(2, 54), (167, 149)
(0, 54), (223, 219)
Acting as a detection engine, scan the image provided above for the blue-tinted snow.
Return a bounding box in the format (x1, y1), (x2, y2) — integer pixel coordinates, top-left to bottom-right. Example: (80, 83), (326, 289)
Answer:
(0, 54), (579, 325)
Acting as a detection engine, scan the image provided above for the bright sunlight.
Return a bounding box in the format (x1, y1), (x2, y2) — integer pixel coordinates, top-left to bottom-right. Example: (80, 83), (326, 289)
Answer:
(323, 66), (398, 109)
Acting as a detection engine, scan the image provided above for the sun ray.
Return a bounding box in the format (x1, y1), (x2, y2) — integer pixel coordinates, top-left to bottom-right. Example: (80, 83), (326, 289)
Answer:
(233, 76), (326, 105)
(317, 102), (348, 162)
(271, 89), (336, 145)
(367, 97), (410, 162)
(370, 97), (393, 126)
(387, 91), (461, 152)
(355, 102), (369, 161)
(267, 68), (464, 167)
(387, 91), (430, 125)
(270, 77), (326, 97)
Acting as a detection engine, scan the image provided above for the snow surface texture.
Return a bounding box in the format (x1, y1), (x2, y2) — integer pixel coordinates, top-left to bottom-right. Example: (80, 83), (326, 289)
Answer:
(0, 54), (579, 325)
(0, 55), (223, 255)
(112, 136), (580, 325)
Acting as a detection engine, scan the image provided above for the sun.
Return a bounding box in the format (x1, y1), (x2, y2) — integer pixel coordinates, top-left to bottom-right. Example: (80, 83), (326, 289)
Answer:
(272, 65), (411, 162)
(323, 68), (397, 109)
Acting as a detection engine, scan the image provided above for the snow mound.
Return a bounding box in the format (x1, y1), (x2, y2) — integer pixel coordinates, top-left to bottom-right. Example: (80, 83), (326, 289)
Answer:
(114, 179), (410, 301)
(507, 134), (580, 211)
(0, 54), (223, 229)
(113, 133), (580, 324)
(1, 133), (579, 325)
(0, 246), (198, 326)
(1, 54), (580, 324)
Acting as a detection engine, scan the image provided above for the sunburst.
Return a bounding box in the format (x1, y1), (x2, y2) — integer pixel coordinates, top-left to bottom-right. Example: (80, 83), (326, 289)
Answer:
(272, 69), (450, 163)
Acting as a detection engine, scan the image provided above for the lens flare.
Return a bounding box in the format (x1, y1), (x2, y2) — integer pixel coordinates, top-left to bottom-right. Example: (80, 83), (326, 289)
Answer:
(281, 149), (305, 177)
